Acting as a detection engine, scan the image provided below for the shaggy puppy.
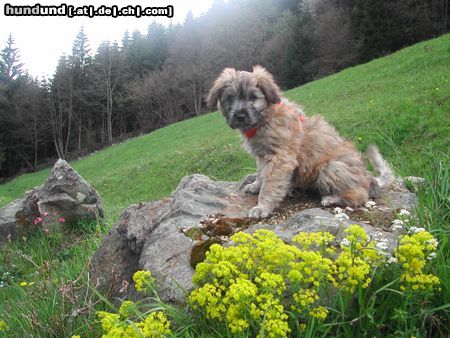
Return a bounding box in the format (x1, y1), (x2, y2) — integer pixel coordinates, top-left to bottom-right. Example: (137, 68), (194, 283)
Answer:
(207, 66), (395, 218)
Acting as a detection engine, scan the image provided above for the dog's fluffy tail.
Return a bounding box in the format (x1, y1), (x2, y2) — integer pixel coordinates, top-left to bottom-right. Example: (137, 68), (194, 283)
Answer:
(367, 144), (395, 189)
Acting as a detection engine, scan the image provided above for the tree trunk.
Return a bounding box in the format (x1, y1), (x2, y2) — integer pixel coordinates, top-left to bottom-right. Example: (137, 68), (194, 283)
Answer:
(33, 110), (38, 170)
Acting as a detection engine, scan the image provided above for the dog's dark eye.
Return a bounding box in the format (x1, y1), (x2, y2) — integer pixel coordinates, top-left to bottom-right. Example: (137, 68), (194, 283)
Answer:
(220, 94), (230, 103)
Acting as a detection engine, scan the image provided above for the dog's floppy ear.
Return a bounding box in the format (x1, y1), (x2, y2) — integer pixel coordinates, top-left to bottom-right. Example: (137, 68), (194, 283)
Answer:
(207, 68), (237, 108)
(252, 65), (281, 104)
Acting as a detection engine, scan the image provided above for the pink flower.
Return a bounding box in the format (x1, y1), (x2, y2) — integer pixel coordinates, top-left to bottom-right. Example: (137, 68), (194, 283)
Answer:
(33, 217), (43, 225)
(43, 212), (49, 217)
(58, 217), (65, 223)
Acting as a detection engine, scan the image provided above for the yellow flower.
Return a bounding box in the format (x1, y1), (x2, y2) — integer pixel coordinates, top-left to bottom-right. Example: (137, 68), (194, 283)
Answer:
(0, 320), (8, 332)
(140, 311), (171, 337)
(97, 311), (121, 332)
(19, 281), (28, 287)
(97, 309), (171, 338)
(119, 300), (135, 319)
(132, 270), (154, 292)
(309, 306), (329, 320)
(395, 231), (440, 291)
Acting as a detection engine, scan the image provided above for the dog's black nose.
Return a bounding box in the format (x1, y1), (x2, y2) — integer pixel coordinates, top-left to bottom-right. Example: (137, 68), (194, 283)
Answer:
(235, 110), (247, 122)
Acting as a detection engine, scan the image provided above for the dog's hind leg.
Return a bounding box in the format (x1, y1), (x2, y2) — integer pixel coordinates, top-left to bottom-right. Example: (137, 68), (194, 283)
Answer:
(316, 160), (370, 207)
(320, 195), (344, 206)
(248, 155), (297, 218)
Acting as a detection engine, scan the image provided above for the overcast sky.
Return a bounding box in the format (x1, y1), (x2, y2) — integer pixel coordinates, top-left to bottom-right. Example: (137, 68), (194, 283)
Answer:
(0, 0), (214, 79)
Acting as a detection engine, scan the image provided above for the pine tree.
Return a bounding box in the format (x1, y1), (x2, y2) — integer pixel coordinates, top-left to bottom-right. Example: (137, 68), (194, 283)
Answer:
(0, 33), (24, 82)
(70, 27), (91, 76)
(144, 22), (168, 71)
(70, 27), (92, 151)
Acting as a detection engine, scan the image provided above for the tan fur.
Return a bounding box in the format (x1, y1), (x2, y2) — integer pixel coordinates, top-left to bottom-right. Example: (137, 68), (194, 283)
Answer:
(208, 66), (394, 218)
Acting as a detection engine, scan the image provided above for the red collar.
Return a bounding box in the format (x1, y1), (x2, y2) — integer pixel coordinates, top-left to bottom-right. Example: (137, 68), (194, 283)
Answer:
(244, 127), (258, 139)
(243, 102), (304, 140)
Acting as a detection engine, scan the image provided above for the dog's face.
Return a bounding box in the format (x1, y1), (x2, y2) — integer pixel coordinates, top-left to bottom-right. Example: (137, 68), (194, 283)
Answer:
(207, 66), (282, 131)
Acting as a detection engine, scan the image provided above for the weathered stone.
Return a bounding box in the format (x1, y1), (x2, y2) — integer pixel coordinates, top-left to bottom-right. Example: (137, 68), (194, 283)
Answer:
(135, 175), (255, 302)
(382, 191), (418, 211)
(37, 159), (104, 230)
(90, 174), (257, 303)
(0, 159), (104, 243)
(89, 199), (172, 299)
(0, 197), (28, 242)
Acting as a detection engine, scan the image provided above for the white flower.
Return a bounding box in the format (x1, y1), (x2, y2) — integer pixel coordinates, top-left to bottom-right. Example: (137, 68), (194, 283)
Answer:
(398, 209), (410, 216)
(392, 219), (404, 226)
(365, 200), (376, 209)
(333, 207), (344, 214)
(376, 241), (389, 250)
(387, 256), (398, 264)
(410, 226), (425, 233)
(340, 238), (351, 247)
(371, 232), (383, 240)
(345, 206), (354, 212)
(427, 238), (439, 248)
(392, 224), (403, 230)
(335, 213), (349, 221)
(427, 252), (437, 260)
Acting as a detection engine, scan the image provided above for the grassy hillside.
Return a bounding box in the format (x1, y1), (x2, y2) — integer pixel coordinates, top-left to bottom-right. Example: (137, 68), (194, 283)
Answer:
(0, 34), (449, 337)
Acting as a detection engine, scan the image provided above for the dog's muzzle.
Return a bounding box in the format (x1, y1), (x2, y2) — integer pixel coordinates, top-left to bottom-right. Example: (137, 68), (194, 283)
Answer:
(230, 109), (253, 129)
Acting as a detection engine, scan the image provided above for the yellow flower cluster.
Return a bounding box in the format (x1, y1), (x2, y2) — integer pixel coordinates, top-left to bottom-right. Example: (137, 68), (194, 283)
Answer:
(395, 231), (440, 291)
(190, 230), (338, 336)
(309, 306), (329, 320)
(292, 289), (318, 310)
(132, 270), (155, 292)
(189, 226), (442, 336)
(333, 225), (383, 293)
(292, 231), (335, 251)
(97, 302), (171, 338)
(0, 320), (8, 332)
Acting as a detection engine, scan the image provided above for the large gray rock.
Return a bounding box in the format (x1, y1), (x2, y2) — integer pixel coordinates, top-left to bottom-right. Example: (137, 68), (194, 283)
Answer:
(90, 174), (411, 304)
(0, 159), (104, 242)
(90, 175), (256, 303)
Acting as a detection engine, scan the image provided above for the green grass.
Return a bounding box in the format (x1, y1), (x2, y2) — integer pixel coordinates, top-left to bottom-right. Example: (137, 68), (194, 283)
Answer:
(0, 34), (449, 337)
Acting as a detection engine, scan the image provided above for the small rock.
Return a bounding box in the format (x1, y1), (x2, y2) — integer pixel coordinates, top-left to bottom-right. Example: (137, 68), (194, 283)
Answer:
(1, 159), (104, 243)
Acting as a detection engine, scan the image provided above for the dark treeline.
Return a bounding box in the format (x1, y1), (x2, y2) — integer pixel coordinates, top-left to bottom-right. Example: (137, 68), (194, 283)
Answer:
(0, 0), (448, 179)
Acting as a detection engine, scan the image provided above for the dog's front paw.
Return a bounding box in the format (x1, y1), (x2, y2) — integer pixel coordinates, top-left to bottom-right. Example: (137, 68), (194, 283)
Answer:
(248, 205), (271, 219)
(242, 181), (261, 194)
